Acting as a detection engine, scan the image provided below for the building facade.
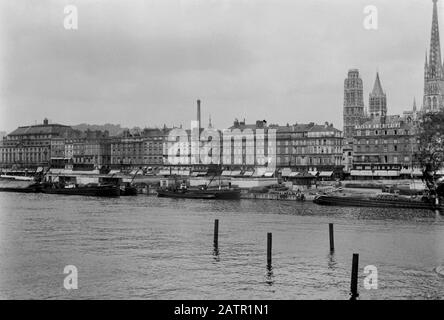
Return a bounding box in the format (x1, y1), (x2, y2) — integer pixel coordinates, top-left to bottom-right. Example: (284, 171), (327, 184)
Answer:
(0, 119), (77, 168)
(352, 115), (420, 179)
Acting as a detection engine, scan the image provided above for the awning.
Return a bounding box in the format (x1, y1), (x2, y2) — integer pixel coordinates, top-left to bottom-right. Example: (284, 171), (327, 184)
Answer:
(350, 170), (373, 176)
(253, 168), (266, 177)
(319, 171), (333, 177)
(412, 169), (423, 176)
(308, 171), (318, 176)
(230, 170), (242, 176)
(387, 170), (400, 177)
(221, 170), (231, 176)
(264, 172), (274, 177)
(243, 171), (254, 176)
(289, 172), (299, 177)
(158, 169), (171, 175)
(281, 168), (292, 177)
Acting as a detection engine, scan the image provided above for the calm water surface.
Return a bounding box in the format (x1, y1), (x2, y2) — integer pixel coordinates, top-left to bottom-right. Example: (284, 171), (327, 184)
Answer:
(0, 192), (443, 299)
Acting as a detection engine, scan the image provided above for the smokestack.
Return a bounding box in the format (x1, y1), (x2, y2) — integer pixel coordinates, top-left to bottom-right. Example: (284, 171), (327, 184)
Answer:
(197, 99), (201, 131)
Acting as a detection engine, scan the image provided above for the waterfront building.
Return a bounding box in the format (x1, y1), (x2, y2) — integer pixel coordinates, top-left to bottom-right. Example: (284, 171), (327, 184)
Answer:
(274, 122), (343, 176)
(110, 127), (171, 168)
(110, 130), (144, 167)
(352, 112), (420, 179)
(423, 0), (444, 111)
(351, 70), (421, 179)
(0, 119), (77, 168)
(141, 127), (171, 166)
(78, 130), (111, 168)
(224, 119), (343, 176)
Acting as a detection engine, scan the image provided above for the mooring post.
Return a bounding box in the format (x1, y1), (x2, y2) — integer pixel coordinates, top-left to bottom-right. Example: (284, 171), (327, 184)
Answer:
(267, 232), (272, 268)
(350, 253), (359, 300)
(213, 219), (219, 248)
(329, 223), (334, 252)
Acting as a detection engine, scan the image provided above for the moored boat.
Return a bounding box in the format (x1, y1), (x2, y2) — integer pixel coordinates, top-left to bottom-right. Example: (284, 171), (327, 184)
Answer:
(0, 182), (43, 193)
(157, 189), (217, 199)
(313, 193), (443, 211)
(41, 183), (120, 197)
(157, 186), (241, 200)
(120, 185), (138, 196)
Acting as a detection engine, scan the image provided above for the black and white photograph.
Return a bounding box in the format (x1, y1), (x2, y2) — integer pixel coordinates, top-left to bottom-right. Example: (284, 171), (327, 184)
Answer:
(0, 0), (444, 307)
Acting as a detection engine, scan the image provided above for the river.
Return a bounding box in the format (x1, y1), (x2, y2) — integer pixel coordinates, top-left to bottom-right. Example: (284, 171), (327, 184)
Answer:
(0, 193), (443, 299)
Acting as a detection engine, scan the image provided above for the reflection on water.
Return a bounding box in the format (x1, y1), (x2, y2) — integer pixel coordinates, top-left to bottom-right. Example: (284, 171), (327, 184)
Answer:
(0, 192), (443, 299)
(265, 266), (274, 286)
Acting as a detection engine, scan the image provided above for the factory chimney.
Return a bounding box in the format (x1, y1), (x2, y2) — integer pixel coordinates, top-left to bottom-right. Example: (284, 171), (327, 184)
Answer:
(197, 99), (201, 131)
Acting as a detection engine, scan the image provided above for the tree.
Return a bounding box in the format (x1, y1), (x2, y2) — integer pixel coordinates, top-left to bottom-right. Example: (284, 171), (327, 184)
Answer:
(415, 110), (444, 193)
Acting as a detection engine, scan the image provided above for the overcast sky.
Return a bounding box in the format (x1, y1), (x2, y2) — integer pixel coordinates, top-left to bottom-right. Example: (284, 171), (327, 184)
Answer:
(0, 0), (441, 132)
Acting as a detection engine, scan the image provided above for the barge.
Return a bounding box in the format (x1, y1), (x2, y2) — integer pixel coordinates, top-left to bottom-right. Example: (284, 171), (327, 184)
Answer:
(313, 193), (444, 211)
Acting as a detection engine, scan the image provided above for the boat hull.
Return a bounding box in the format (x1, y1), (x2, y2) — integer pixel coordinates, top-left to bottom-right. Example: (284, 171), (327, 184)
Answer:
(0, 183), (43, 193)
(42, 185), (120, 197)
(120, 186), (138, 196)
(157, 188), (241, 200)
(314, 195), (443, 211)
(157, 190), (216, 199)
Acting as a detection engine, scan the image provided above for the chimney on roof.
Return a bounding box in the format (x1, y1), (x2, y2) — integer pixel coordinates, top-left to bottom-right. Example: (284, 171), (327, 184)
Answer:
(43, 118), (49, 125)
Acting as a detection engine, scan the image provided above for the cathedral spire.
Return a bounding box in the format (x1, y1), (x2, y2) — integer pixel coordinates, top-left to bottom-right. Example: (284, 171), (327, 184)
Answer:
(423, 0), (444, 111)
(369, 72), (387, 118)
(371, 72), (384, 96)
(428, 0), (443, 78)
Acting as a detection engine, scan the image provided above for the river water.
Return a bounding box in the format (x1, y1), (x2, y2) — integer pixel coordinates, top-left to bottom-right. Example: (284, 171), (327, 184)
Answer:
(0, 192), (443, 300)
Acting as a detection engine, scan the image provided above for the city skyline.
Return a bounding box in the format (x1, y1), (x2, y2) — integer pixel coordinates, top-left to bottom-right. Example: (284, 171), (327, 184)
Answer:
(0, 0), (441, 132)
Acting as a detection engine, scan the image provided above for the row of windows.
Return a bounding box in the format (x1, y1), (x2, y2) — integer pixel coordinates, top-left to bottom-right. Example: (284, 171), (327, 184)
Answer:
(356, 129), (410, 136)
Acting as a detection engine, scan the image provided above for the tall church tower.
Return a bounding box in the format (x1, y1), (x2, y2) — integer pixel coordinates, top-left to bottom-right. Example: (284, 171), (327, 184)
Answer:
(369, 72), (387, 118)
(423, 0), (444, 111)
(343, 69), (365, 142)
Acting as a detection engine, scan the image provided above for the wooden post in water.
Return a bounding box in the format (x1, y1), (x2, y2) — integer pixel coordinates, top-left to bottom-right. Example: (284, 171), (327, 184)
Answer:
(350, 253), (359, 300)
(329, 223), (334, 252)
(213, 219), (219, 248)
(267, 233), (272, 268)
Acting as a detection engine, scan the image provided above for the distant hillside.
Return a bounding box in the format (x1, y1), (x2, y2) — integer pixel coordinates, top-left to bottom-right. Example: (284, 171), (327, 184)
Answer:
(0, 131), (7, 139)
(72, 123), (128, 136)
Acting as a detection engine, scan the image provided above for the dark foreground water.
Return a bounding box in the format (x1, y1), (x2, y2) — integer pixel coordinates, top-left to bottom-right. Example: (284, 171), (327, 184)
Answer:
(0, 192), (443, 300)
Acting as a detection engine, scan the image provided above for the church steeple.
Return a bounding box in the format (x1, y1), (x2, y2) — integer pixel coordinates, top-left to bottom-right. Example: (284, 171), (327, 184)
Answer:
(428, 0), (443, 79)
(423, 0), (444, 111)
(369, 72), (387, 118)
(371, 72), (384, 96)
